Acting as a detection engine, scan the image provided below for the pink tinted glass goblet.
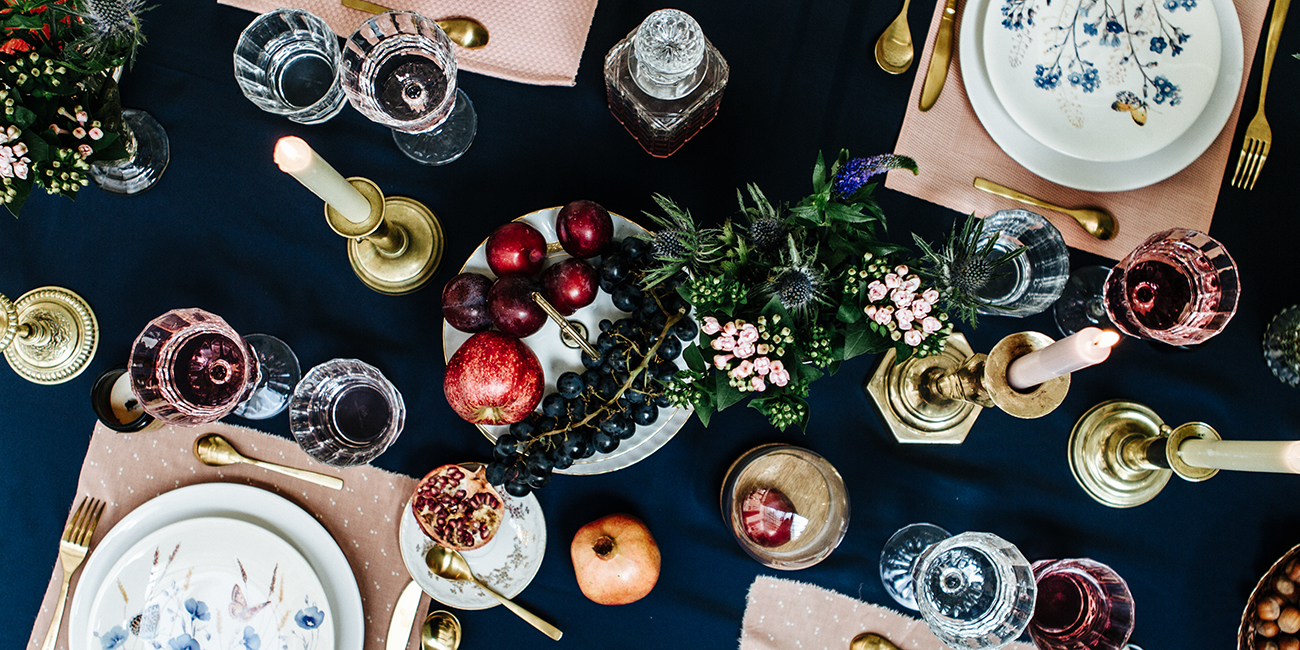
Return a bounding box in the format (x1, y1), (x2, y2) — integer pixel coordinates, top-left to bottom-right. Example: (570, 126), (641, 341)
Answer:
(1029, 558), (1135, 650)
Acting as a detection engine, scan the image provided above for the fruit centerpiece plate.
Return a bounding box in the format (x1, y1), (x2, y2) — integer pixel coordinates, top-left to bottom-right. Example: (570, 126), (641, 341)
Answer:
(442, 207), (692, 475)
(1238, 543), (1300, 650)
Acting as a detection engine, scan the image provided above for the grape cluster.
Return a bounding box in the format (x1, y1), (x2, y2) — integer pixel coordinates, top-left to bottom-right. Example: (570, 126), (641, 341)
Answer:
(484, 237), (696, 497)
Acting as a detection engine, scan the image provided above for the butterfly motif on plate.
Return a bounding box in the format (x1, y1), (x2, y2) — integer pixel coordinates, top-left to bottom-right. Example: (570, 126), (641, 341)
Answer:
(229, 583), (271, 621)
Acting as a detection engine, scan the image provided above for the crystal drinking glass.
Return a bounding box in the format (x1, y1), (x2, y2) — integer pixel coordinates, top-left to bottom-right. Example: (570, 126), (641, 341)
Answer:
(1054, 229), (1239, 345)
(974, 209), (1069, 318)
(879, 526), (1036, 650)
(341, 11), (476, 165)
(288, 358), (405, 467)
(234, 8), (348, 125)
(128, 308), (299, 424)
(88, 108), (169, 195)
(1028, 558), (1135, 650)
(1264, 305), (1300, 386)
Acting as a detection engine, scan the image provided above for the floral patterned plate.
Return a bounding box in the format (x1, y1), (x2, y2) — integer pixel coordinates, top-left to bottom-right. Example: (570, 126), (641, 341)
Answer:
(961, 0), (1243, 190)
(85, 517), (333, 650)
(398, 486), (545, 610)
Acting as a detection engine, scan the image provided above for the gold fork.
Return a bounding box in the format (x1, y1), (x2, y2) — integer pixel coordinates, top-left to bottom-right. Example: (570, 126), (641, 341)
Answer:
(1231, 0), (1291, 189)
(41, 497), (105, 650)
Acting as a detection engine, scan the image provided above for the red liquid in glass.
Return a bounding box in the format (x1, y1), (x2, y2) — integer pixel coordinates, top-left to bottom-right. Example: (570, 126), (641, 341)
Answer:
(1029, 562), (1134, 650)
(173, 332), (248, 408)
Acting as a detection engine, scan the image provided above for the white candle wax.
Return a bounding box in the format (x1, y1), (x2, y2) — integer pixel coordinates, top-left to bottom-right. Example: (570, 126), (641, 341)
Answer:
(274, 136), (372, 224)
(1006, 327), (1120, 390)
(1177, 439), (1300, 474)
(109, 370), (144, 425)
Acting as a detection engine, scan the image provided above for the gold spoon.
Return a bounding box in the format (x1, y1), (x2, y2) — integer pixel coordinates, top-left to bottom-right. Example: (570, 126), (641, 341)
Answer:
(339, 0), (490, 49)
(973, 177), (1119, 241)
(193, 433), (344, 490)
(850, 632), (901, 650)
(424, 545), (562, 640)
(421, 610), (462, 650)
(874, 0), (915, 74)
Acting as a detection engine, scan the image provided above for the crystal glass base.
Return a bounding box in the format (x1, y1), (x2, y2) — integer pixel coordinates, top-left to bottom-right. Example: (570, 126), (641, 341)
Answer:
(1054, 265), (1114, 338)
(1264, 305), (1300, 386)
(880, 523), (952, 609)
(392, 89), (476, 165)
(89, 109), (169, 195)
(975, 209), (1070, 318)
(233, 333), (300, 420)
(289, 358), (405, 467)
(914, 532), (1037, 650)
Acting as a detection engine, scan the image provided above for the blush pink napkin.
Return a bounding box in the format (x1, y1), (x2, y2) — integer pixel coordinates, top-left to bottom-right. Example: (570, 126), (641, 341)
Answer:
(885, 0), (1268, 260)
(218, 0), (600, 86)
(27, 421), (426, 650)
(740, 575), (1037, 650)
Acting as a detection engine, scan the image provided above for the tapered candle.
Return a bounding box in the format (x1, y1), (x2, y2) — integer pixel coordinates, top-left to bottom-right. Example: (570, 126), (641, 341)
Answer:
(1006, 327), (1120, 390)
(274, 136), (372, 223)
(1178, 439), (1300, 474)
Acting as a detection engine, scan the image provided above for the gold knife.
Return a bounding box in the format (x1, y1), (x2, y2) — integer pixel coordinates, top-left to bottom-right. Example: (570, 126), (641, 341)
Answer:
(919, 0), (960, 111)
(385, 581), (424, 650)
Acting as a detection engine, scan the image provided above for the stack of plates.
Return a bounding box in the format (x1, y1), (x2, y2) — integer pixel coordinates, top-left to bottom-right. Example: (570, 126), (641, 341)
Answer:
(961, 0), (1244, 191)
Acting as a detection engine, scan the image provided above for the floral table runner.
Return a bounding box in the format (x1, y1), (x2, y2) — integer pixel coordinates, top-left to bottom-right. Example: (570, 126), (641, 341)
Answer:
(27, 421), (426, 650)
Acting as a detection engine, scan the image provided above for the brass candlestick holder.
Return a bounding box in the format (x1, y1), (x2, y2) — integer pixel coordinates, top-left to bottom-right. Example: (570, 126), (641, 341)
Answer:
(0, 287), (98, 384)
(324, 177), (443, 295)
(865, 331), (1069, 444)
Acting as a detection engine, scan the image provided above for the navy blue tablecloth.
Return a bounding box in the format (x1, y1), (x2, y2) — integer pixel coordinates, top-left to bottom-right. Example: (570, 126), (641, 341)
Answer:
(5, 1), (1300, 649)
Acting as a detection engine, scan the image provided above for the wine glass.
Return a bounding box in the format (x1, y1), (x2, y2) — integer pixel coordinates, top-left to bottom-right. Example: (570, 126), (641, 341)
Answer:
(341, 11), (477, 166)
(878, 525), (1036, 650)
(128, 308), (299, 424)
(1028, 558), (1135, 650)
(1054, 229), (1239, 346)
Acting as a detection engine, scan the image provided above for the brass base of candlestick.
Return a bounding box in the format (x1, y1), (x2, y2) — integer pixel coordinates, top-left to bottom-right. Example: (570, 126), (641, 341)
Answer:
(325, 177), (443, 295)
(1069, 399), (1221, 508)
(0, 287), (98, 384)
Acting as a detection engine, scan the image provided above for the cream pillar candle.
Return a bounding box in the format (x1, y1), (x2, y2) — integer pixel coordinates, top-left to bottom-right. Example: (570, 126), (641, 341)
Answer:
(109, 370), (144, 425)
(1177, 439), (1300, 474)
(1006, 327), (1120, 390)
(274, 136), (372, 223)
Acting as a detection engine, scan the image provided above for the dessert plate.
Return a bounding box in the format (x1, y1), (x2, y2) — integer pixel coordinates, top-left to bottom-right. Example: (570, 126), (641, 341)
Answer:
(85, 517), (333, 650)
(962, 0), (1243, 190)
(442, 207), (691, 475)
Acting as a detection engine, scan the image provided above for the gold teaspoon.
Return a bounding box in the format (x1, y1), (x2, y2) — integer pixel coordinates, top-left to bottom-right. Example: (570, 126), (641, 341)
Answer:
(973, 177), (1119, 241)
(421, 611), (462, 650)
(874, 0), (914, 74)
(850, 632), (901, 650)
(339, 0), (490, 49)
(425, 545), (562, 640)
(193, 433), (344, 490)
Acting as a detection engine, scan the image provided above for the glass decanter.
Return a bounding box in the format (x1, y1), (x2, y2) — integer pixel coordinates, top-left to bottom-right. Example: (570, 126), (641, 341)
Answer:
(341, 11), (476, 165)
(604, 9), (728, 157)
(288, 358), (405, 467)
(1029, 558), (1135, 650)
(128, 308), (298, 424)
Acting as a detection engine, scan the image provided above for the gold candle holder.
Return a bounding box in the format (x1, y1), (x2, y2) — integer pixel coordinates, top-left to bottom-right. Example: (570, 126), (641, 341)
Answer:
(324, 177), (444, 295)
(865, 331), (1069, 444)
(0, 286), (98, 384)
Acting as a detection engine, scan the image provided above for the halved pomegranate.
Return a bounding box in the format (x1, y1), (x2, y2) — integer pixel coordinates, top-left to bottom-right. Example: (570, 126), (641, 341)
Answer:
(412, 464), (505, 551)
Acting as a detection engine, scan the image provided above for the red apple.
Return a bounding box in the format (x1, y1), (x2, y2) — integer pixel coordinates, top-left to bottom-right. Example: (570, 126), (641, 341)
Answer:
(555, 200), (614, 259)
(540, 258), (599, 316)
(442, 272), (493, 333)
(444, 331), (544, 425)
(486, 221), (547, 277)
(740, 487), (799, 547)
(487, 275), (547, 338)
(571, 513), (660, 605)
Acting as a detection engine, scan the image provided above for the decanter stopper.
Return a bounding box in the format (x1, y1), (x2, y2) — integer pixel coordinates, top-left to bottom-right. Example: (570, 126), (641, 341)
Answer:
(630, 10), (707, 100)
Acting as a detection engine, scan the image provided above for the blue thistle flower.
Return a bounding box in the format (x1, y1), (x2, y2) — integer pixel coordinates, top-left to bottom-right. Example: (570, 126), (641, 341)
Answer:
(831, 154), (918, 197)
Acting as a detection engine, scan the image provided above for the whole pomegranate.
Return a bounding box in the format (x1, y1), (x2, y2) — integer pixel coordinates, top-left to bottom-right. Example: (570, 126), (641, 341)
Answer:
(570, 513), (660, 605)
(444, 331), (544, 425)
(412, 464), (505, 550)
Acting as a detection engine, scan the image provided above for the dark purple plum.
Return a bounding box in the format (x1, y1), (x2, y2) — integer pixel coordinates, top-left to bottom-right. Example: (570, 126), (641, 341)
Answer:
(443, 273), (494, 333)
(487, 276), (547, 338)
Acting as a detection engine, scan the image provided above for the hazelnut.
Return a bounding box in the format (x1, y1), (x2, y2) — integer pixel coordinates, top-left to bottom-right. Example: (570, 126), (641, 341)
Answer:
(1263, 596), (1287, 620)
(1261, 621), (1281, 637)
(1281, 637), (1300, 650)
(1278, 577), (1297, 597)
(1280, 608), (1300, 634)
(1264, 641), (1281, 650)
(1289, 560), (1300, 583)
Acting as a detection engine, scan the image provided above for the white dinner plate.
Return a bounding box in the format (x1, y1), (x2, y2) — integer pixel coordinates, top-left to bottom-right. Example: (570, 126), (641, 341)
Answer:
(69, 483), (362, 650)
(961, 0), (1243, 190)
(442, 207), (691, 475)
(398, 490), (546, 610)
(85, 517), (334, 650)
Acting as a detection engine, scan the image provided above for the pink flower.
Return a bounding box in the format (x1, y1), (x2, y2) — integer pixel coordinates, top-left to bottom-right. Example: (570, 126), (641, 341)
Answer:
(701, 316), (721, 335)
(873, 306), (894, 325)
(12, 142), (26, 157)
(769, 361), (790, 387)
(891, 289), (913, 307)
(885, 273), (901, 289)
(894, 264), (910, 276)
(12, 160), (26, 180)
(902, 276), (921, 292)
(72, 127), (86, 139)
(912, 300), (931, 316)
(751, 376), (767, 392)
(713, 354), (734, 370)
(753, 357), (771, 375)
(756, 343), (771, 355)
(896, 308), (914, 325)
(733, 360), (754, 378)
(738, 323), (759, 344)
(922, 316), (942, 333)
(904, 330), (923, 346)
(735, 341), (755, 359)
(78, 143), (92, 157)
(711, 335), (736, 351)
(922, 288), (940, 304)
(75, 110), (88, 124)
(868, 281), (888, 301)
(722, 321), (738, 336)
(88, 127), (103, 140)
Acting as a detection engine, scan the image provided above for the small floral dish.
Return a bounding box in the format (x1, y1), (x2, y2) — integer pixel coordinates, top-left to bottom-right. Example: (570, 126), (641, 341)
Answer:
(86, 517), (333, 650)
(984, 0), (1223, 163)
(398, 474), (546, 610)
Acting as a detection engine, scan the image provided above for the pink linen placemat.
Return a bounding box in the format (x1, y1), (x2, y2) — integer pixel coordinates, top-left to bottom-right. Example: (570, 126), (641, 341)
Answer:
(218, 0), (600, 86)
(27, 421), (426, 650)
(740, 575), (1037, 650)
(885, 0), (1268, 260)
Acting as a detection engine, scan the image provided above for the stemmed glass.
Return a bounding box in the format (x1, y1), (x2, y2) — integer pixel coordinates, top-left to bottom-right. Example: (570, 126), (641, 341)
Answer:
(128, 308), (300, 424)
(1054, 228), (1239, 345)
(878, 525), (1036, 650)
(1028, 558), (1135, 650)
(341, 11), (477, 166)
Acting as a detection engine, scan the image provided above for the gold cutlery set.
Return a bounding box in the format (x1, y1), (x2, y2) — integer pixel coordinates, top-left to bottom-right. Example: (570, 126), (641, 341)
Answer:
(40, 497), (104, 650)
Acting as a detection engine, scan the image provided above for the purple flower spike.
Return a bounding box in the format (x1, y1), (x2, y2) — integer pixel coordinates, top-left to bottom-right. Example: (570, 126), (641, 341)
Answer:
(832, 154), (918, 197)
